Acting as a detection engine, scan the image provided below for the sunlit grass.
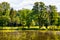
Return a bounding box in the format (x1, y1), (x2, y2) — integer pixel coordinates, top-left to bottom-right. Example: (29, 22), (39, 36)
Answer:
(2, 26), (60, 29)
(0, 26), (60, 32)
(0, 30), (16, 32)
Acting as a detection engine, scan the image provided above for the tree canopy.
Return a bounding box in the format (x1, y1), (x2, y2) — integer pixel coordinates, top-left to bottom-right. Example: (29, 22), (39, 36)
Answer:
(0, 2), (59, 29)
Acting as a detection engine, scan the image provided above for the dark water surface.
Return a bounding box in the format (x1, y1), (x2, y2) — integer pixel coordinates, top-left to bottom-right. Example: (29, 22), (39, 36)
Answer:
(0, 30), (60, 40)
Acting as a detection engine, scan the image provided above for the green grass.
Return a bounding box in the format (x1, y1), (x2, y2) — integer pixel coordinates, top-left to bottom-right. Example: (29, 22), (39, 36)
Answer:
(0, 26), (60, 30)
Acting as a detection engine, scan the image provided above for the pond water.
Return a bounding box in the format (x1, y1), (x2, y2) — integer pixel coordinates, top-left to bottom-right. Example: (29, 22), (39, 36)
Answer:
(1, 30), (60, 40)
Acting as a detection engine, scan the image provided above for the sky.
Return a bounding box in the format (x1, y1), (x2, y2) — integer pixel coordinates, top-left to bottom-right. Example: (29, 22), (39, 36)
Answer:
(0, 0), (60, 11)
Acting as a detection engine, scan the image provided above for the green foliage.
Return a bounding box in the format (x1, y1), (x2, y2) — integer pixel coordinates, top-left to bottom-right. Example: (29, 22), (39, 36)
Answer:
(0, 2), (59, 30)
(32, 2), (50, 28)
(18, 9), (32, 28)
(48, 5), (59, 25)
(0, 16), (9, 26)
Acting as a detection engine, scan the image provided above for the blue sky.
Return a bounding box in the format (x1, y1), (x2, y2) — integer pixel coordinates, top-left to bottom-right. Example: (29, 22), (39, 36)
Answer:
(0, 0), (60, 11)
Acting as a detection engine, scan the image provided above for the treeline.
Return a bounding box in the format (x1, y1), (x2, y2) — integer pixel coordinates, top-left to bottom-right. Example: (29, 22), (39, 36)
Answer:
(0, 2), (60, 28)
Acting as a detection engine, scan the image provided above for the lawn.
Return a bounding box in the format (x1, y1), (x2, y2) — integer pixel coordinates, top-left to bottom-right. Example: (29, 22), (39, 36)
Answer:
(1, 26), (60, 30)
(0, 26), (60, 32)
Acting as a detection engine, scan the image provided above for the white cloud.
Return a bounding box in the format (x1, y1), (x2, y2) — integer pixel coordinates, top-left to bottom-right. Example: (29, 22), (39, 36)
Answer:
(0, 0), (60, 11)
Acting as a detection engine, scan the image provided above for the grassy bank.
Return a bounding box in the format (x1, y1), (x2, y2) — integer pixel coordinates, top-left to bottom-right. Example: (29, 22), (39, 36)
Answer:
(0, 26), (60, 30)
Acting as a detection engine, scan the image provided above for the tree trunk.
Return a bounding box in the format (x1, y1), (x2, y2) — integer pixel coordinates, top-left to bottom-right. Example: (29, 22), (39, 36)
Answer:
(28, 25), (30, 29)
(46, 26), (47, 29)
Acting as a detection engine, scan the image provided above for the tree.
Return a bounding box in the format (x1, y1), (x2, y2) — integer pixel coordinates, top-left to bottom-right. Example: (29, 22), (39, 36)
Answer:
(0, 3), (3, 16)
(18, 9), (32, 28)
(32, 2), (49, 28)
(2, 2), (10, 9)
(0, 2), (10, 16)
(48, 5), (59, 26)
(26, 12), (32, 28)
(2, 2), (10, 16)
(0, 2), (10, 26)
(9, 8), (17, 26)
(0, 16), (9, 26)
(56, 12), (60, 26)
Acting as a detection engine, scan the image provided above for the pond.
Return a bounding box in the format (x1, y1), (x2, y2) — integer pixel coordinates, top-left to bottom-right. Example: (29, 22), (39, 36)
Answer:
(1, 30), (60, 40)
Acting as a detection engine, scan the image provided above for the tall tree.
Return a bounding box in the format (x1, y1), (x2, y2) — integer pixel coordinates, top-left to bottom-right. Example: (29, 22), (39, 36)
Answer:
(0, 2), (10, 26)
(18, 9), (32, 28)
(48, 5), (59, 26)
(9, 8), (17, 26)
(2, 2), (10, 15)
(32, 2), (49, 28)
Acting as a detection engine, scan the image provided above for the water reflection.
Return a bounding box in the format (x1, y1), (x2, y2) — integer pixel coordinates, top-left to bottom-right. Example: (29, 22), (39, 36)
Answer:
(1, 30), (60, 40)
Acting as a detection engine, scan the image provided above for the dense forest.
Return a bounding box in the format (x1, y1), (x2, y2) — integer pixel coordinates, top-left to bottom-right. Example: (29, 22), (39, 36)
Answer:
(0, 2), (60, 29)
